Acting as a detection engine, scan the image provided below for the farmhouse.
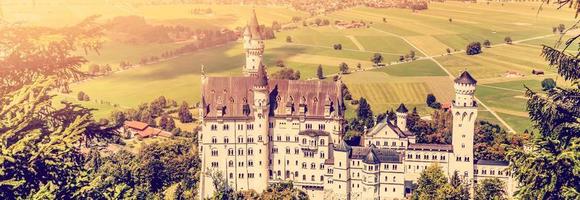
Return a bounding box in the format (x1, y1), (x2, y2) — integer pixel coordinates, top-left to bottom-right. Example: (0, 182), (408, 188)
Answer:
(122, 121), (173, 139)
(198, 10), (516, 200)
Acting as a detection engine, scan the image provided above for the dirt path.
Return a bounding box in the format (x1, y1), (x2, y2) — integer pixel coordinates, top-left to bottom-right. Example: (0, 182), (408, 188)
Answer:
(371, 27), (518, 133)
(346, 35), (366, 51)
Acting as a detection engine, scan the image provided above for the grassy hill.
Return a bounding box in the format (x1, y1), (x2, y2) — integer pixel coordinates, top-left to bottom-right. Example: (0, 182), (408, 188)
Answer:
(28, 1), (577, 132)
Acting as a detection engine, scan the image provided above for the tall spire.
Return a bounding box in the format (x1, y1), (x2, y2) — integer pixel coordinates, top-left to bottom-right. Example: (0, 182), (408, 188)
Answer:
(255, 64), (268, 87)
(248, 9), (262, 40)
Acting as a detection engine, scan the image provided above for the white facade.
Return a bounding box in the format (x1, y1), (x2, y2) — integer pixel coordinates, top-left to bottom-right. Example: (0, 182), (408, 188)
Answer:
(198, 11), (516, 200)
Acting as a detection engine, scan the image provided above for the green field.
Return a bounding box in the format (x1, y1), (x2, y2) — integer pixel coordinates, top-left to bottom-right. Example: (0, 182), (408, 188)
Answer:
(21, 1), (575, 132)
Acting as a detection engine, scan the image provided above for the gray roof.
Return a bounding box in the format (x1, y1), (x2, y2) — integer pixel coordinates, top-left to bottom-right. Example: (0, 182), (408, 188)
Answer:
(254, 65), (268, 87)
(334, 140), (351, 152)
(352, 145), (402, 164)
(247, 9), (262, 40)
(475, 159), (509, 166)
(396, 103), (408, 113)
(367, 120), (413, 138)
(298, 129), (329, 137)
(454, 71), (477, 84)
(407, 143), (453, 152)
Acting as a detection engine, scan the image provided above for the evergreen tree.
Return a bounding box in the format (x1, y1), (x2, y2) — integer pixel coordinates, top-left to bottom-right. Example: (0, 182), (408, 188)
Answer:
(541, 78), (556, 91)
(159, 115), (169, 129)
(339, 62), (349, 74)
(178, 101), (194, 123)
(317, 65), (324, 79)
(506, 8), (580, 198)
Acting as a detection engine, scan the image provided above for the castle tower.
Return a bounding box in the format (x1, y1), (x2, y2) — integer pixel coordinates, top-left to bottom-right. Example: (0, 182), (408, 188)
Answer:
(450, 71), (478, 182)
(395, 103), (408, 131)
(243, 9), (265, 76)
(253, 65), (270, 191)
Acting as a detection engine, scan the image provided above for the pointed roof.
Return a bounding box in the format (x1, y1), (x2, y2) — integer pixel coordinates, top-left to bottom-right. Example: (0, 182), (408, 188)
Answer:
(248, 9), (262, 40)
(254, 65), (268, 87)
(334, 140), (352, 152)
(454, 71), (477, 84)
(396, 103), (408, 113)
(363, 145), (380, 164)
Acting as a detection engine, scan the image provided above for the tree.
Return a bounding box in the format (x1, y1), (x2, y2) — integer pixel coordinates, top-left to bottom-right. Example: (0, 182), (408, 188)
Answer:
(557, 23), (566, 33)
(178, 101), (194, 123)
(437, 171), (470, 200)
(414, 164), (447, 199)
(552, 26), (558, 33)
(371, 53), (384, 65)
(317, 65), (324, 79)
(426, 93), (437, 107)
(446, 48), (451, 55)
(541, 78), (556, 91)
(78, 91), (87, 101)
(271, 68), (301, 80)
(159, 115), (169, 130)
(409, 50), (416, 60)
(261, 182), (308, 200)
(466, 42), (482, 55)
(339, 62), (349, 74)
(506, 6), (580, 198)
(449, 18), (452, 23)
(475, 178), (506, 200)
(504, 36), (512, 44)
(483, 39), (491, 48)
(286, 36), (292, 43)
(357, 63), (362, 70)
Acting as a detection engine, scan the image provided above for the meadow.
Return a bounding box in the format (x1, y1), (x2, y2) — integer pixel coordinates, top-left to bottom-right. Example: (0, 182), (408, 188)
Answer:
(9, 1), (577, 133)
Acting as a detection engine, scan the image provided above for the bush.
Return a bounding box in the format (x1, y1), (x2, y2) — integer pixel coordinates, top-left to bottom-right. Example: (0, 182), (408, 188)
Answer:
(541, 78), (557, 91)
(351, 100), (359, 105)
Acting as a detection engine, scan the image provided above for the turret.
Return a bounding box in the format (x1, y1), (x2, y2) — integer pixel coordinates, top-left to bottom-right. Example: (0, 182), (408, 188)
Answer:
(252, 64), (269, 189)
(243, 9), (265, 76)
(450, 70), (478, 183)
(395, 103), (408, 131)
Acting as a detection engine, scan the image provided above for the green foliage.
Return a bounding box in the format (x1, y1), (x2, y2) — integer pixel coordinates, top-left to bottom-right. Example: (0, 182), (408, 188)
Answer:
(0, 79), (93, 198)
(506, 27), (580, 199)
(371, 53), (384, 64)
(271, 68), (301, 80)
(475, 178), (506, 200)
(413, 164), (447, 200)
(178, 101), (194, 123)
(436, 171), (470, 200)
(317, 65), (324, 79)
(339, 62), (349, 74)
(541, 78), (556, 91)
(466, 42), (482, 55)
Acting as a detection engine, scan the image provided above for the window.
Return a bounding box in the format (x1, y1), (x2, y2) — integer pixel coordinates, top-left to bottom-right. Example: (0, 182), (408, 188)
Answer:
(464, 157), (470, 162)
(318, 124), (326, 130)
(210, 124), (217, 131)
(272, 147), (278, 154)
(392, 141), (396, 146)
(295, 148), (299, 154)
(224, 137), (229, 143)
(211, 149), (218, 156)
(238, 137), (244, 143)
(247, 137), (254, 143)
(474, 169), (479, 174)
(238, 161), (244, 167)
(211, 162), (218, 167)
(306, 124), (313, 129)
(228, 161), (234, 167)
(302, 162), (307, 169)
(248, 148), (254, 155)
(223, 124), (229, 130)
(237, 124), (243, 130)
(482, 170), (487, 175)
(407, 154), (412, 159)
(277, 136), (281, 141)
(456, 157), (462, 161)
(490, 170), (495, 175)
(258, 135), (263, 142)
(269, 122), (273, 128)
(441, 155), (446, 160)
(311, 163), (316, 169)
(286, 136), (290, 141)
(432, 155), (437, 160)
(393, 165), (397, 170)
(320, 152), (325, 158)
(320, 139), (325, 146)
(228, 148), (234, 156)
(416, 154), (420, 159)
(211, 137), (217, 144)
(238, 148), (244, 155)
(229, 173), (233, 179)
(424, 155), (429, 160)
(246, 124), (254, 130)
(286, 147), (291, 154)
(302, 138), (307, 144)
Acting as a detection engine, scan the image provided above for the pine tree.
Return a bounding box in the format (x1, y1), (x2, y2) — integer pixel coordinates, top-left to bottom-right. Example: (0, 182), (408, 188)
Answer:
(178, 101), (194, 123)
(317, 65), (324, 79)
(506, 9), (580, 198)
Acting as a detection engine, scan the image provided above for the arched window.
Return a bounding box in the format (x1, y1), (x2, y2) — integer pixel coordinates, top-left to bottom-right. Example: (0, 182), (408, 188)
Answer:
(228, 148), (234, 156)
(224, 137), (229, 143)
(238, 148), (244, 155)
(211, 148), (218, 156)
(228, 160), (234, 167)
(211, 137), (217, 144)
(248, 148), (254, 155)
(320, 139), (325, 145)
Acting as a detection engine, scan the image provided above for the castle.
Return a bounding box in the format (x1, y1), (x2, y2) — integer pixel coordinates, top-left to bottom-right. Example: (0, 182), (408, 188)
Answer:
(198, 10), (515, 199)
